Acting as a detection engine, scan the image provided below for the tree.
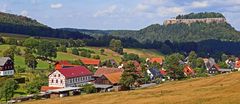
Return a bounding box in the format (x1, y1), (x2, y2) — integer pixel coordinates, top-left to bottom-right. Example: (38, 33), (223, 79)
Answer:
(72, 48), (79, 55)
(36, 40), (57, 59)
(163, 53), (185, 80)
(188, 51), (197, 68)
(221, 53), (228, 61)
(23, 37), (39, 49)
(120, 62), (139, 89)
(92, 55), (100, 59)
(58, 45), (67, 52)
(25, 53), (38, 69)
(0, 36), (4, 44)
(26, 77), (47, 94)
(82, 84), (96, 94)
(109, 39), (123, 54)
(0, 79), (18, 102)
(5, 38), (18, 45)
(80, 51), (91, 58)
(3, 46), (15, 61)
(100, 48), (105, 55)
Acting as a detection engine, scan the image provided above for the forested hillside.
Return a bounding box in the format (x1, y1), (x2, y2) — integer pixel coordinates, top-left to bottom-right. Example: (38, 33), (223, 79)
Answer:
(176, 12), (225, 19)
(109, 19), (239, 43)
(0, 12), (92, 39)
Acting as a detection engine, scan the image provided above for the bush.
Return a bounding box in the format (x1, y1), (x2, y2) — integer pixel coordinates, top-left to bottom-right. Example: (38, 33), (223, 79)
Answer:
(80, 51), (91, 58)
(58, 46), (67, 52)
(92, 55), (100, 59)
(82, 84), (96, 94)
(72, 48), (79, 55)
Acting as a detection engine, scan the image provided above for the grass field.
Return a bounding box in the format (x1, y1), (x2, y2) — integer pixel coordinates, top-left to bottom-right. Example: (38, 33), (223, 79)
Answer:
(124, 48), (163, 58)
(23, 72), (240, 104)
(0, 44), (163, 69)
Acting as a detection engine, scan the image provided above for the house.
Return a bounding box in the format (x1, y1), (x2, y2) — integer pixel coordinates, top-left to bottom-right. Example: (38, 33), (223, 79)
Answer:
(95, 72), (122, 85)
(55, 60), (77, 70)
(80, 58), (100, 68)
(147, 67), (163, 81)
(0, 57), (14, 76)
(94, 67), (123, 92)
(204, 57), (216, 70)
(235, 59), (240, 71)
(208, 64), (220, 74)
(148, 57), (163, 65)
(208, 64), (232, 74)
(94, 67), (123, 77)
(183, 65), (195, 76)
(48, 66), (93, 88)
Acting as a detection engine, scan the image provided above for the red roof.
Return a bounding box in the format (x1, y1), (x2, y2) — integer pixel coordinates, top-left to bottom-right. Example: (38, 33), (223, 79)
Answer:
(150, 58), (163, 64)
(183, 65), (194, 75)
(160, 70), (167, 76)
(213, 64), (220, 71)
(94, 67), (123, 77)
(41, 86), (62, 92)
(58, 66), (93, 78)
(235, 60), (240, 68)
(55, 60), (71, 70)
(80, 58), (100, 65)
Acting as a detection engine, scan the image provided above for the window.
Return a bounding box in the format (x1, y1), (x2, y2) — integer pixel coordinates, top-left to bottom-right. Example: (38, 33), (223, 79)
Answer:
(58, 74), (60, 77)
(54, 75), (56, 77)
(56, 79), (58, 83)
(51, 79), (54, 83)
(61, 80), (63, 84)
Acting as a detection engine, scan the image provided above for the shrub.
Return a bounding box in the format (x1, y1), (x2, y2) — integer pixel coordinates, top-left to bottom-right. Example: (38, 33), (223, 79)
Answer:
(82, 84), (96, 94)
(72, 48), (79, 55)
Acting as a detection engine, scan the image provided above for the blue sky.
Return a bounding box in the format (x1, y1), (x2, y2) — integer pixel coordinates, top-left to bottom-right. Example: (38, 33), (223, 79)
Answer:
(0, 0), (240, 30)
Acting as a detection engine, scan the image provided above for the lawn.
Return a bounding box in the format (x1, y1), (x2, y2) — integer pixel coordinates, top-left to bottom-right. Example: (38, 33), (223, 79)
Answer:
(0, 45), (49, 69)
(23, 72), (240, 104)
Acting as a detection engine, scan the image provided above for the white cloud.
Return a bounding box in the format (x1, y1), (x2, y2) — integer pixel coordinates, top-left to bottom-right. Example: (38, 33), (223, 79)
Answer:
(157, 7), (185, 16)
(20, 10), (28, 16)
(94, 5), (117, 17)
(191, 1), (208, 8)
(135, 4), (149, 12)
(50, 3), (63, 9)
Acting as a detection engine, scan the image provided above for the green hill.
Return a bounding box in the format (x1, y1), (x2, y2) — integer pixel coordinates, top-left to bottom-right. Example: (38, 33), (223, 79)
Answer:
(109, 12), (240, 43)
(0, 12), (92, 39)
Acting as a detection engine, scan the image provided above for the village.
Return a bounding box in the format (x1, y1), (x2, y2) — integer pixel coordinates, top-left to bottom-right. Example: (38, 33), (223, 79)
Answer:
(1, 48), (240, 103)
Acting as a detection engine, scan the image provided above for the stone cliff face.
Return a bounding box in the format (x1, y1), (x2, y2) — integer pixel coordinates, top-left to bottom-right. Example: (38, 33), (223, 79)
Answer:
(163, 18), (226, 25)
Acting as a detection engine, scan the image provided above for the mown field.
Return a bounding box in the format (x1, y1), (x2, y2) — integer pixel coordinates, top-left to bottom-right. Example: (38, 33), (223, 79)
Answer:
(23, 72), (240, 104)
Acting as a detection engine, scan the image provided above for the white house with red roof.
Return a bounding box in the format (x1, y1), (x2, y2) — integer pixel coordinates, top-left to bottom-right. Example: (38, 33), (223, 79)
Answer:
(48, 66), (93, 88)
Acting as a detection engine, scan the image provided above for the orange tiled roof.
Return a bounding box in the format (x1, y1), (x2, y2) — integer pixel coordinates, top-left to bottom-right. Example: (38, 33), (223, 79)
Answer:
(235, 60), (240, 68)
(80, 58), (100, 65)
(55, 60), (71, 70)
(150, 58), (163, 64)
(103, 72), (122, 85)
(94, 67), (123, 77)
(183, 65), (194, 75)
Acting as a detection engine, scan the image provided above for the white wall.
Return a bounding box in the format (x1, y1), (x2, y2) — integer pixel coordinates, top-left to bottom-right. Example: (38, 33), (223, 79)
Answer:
(0, 70), (14, 76)
(49, 71), (66, 87)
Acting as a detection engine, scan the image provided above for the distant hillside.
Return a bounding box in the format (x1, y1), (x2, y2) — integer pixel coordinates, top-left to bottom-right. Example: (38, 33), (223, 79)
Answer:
(0, 12), (92, 39)
(108, 12), (240, 43)
(61, 28), (113, 36)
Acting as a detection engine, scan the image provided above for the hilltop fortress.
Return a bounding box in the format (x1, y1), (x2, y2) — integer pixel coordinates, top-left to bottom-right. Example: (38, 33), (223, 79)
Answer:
(163, 18), (226, 25)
